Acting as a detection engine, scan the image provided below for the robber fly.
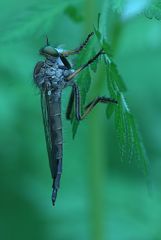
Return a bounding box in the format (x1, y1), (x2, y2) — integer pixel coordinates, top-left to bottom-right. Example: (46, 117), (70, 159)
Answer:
(33, 32), (117, 206)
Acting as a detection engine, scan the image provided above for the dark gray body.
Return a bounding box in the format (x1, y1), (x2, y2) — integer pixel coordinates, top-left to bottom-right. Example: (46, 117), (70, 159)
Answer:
(33, 56), (74, 204)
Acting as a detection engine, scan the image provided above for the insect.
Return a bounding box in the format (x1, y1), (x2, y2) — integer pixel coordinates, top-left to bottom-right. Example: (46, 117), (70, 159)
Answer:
(33, 32), (117, 206)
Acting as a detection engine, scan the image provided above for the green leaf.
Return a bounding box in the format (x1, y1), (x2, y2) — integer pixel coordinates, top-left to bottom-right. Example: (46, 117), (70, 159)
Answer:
(102, 39), (113, 58)
(109, 62), (127, 92)
(70, 33), (103, 138)
(72, 67), (91, 138)
(90, 49), (98, 73)
(106, 103), (116, 119)
(106, 61), (117, 99)
(93, 27), (101, 41)
(114, 93), (149, 174)
(94, 25), (149, 174)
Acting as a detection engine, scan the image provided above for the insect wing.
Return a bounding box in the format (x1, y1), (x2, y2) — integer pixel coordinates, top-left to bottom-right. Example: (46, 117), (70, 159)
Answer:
(41, 92), (55, 178)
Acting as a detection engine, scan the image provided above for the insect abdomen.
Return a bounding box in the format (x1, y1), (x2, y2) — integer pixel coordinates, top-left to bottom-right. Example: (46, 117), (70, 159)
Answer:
(47, 94), (63, 205)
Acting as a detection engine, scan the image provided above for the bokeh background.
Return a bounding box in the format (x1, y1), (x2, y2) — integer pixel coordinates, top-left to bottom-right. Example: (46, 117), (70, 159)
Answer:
(0, 0), (161, 240)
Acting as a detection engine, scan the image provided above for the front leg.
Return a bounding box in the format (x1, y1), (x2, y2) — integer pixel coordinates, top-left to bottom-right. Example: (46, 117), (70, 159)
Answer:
(71, 83), (117, 121)
(66, 49), (104, 81)
(61, 32), (94, 57)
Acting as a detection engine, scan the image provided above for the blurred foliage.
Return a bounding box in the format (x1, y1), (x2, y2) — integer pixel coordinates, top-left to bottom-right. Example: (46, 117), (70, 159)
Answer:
(145, 0), (161, 20)
(1, 0), (161, 240)
(64, 5), (84, 22)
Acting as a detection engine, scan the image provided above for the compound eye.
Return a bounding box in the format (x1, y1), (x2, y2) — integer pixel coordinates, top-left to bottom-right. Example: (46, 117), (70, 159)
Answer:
(40, 46), (59, 57)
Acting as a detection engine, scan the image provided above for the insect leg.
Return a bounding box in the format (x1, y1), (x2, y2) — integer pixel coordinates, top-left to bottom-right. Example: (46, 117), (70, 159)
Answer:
(66, 49), (104, 81)
(61, 32), (94, 57)
(72, 83), (117, 120)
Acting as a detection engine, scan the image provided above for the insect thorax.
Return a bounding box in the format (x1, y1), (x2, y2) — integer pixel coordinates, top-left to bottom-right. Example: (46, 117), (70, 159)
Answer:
(33, 57), (74, 91)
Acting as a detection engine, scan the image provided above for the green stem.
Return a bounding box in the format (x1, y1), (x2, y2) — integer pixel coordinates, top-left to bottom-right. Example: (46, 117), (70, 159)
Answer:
(87, 117), (105, 240)
(86, 66), (106, 240)
(83, 1), (109, 239)
(83, 2), (124, 239)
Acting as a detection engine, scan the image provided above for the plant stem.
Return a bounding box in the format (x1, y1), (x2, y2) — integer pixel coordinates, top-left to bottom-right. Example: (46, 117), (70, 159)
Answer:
(87, 112), (106, 240)
(83, 1), (108, 239)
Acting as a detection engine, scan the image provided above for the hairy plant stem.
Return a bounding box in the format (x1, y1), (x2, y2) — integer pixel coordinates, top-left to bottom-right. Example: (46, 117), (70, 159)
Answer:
(86, 65), (106, 240)
(84, 3), (106, 235)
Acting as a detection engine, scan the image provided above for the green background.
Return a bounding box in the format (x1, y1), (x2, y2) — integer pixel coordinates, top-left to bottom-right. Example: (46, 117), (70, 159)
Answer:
(0, 0), (161, 240)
